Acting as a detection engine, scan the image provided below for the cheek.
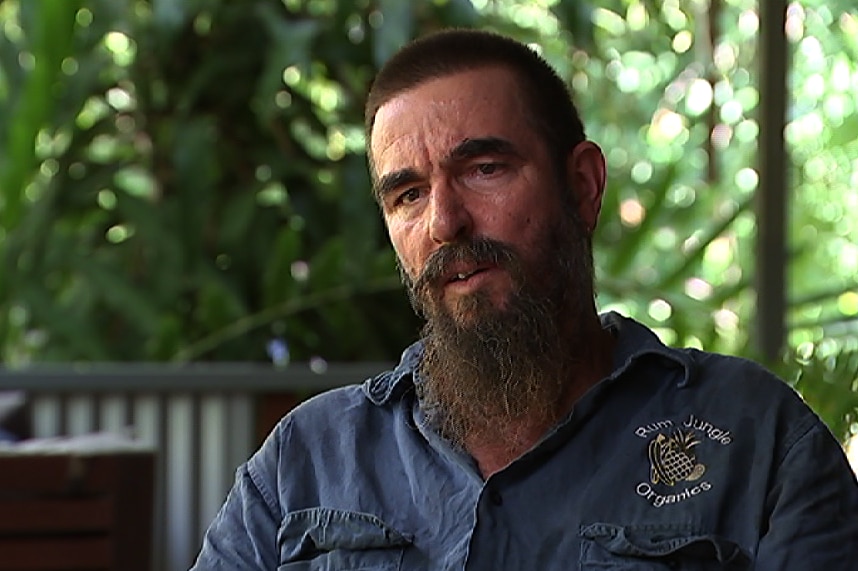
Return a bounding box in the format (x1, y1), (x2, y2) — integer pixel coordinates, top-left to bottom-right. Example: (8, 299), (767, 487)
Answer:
(497, 207), (547, 245)
(512, 209), (564, 260)
(489, 183), (557, 235)
(387, 222), (424, 276)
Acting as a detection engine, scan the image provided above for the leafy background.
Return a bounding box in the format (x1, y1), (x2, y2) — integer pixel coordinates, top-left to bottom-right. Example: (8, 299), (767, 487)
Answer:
(1, 0), (857, 439)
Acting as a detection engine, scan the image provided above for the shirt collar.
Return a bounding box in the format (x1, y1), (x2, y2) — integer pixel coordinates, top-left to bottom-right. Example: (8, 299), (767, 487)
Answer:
(600, 311), (696, 387)
(362, 311), (696, 405)
(362, 341), (423, 405)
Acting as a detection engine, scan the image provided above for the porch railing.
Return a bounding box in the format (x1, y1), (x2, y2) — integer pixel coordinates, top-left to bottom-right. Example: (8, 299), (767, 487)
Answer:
(0, 362), (388, 571)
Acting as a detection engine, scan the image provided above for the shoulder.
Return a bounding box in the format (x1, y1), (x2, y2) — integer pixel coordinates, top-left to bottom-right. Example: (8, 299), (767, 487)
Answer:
(607, 311), (823, 449)
(271, 381), (408, 448)
(683, 348), (794, 395)
(607, 311), (805, 409)
(681, 348), (805, 410)
(253, 349), (421, 459)
(675, 348), (828, 458)
(281, 343), (422, 434)
(240, 360), (424, 515)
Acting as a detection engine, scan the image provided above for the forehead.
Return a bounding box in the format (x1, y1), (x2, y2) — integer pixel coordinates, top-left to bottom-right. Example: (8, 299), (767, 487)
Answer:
(370, 67), (537, 174)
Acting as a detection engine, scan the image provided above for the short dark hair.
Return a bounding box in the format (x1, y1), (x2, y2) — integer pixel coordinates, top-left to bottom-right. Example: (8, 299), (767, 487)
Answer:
(364, 28), (586, 180)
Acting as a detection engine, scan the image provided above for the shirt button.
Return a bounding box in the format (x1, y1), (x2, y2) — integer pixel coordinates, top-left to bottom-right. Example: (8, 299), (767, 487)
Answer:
(489, 490), (503, 506)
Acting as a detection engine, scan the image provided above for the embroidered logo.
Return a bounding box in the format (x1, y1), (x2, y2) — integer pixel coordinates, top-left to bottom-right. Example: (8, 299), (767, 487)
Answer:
(634, 414), (729, 508)
(647, 430), (706, 486)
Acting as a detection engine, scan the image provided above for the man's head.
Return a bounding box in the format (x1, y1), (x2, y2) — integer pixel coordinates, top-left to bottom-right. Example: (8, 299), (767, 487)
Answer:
(365, 29), (586, 182)
(366, 29), (608, 449)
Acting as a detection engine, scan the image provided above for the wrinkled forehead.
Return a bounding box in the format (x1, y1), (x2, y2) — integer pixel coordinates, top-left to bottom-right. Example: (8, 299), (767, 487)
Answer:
(371, 100), (464, 166)
(370, 67), (533, 174)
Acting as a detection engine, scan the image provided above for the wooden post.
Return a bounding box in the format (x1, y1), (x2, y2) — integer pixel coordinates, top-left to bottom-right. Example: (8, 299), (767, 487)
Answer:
(756, 0), (789, 361)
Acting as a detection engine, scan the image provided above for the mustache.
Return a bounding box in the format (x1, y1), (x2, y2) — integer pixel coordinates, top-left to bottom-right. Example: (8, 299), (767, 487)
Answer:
(411, 237), (517, 293)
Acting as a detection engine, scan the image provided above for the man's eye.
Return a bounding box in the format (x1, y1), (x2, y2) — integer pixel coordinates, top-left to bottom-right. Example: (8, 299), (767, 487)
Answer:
(396, 187), (421, 205)
(476, 162), (502, 176)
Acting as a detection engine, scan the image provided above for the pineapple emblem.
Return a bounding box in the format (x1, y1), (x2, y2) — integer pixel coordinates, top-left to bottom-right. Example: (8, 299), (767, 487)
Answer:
(648, 430), (706, 486)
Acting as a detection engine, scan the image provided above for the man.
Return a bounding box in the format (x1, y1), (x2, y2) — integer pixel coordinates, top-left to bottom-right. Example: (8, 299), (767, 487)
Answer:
(191, 29), (858, 569)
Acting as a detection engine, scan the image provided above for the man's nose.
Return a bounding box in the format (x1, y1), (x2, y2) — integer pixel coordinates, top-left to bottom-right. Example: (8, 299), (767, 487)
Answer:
(428, 181), (473, 244)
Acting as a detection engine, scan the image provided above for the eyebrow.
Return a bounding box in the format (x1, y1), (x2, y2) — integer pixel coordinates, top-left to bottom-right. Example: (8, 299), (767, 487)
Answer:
(373, 137), (520, 202)
(445, 137), (520, 164)
(374, 168), (422, 203)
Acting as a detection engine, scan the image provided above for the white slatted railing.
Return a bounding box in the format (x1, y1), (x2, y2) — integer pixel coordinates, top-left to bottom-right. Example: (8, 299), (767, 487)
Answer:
(0, 363), (387, 571)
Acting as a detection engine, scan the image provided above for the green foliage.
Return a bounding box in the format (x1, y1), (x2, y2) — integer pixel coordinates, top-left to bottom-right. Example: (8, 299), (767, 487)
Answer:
(0, 0), (442, 363)
(776, 341), (858, 442)
(0, 0), (857, 437)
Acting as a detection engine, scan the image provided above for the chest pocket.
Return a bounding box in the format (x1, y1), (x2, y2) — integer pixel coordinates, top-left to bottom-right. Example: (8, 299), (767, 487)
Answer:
(277, 508), (411, 571)
(579, 523), (750, 570)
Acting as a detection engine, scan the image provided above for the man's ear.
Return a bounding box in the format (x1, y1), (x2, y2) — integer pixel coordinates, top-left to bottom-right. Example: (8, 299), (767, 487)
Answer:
(565, 141), (607, 234)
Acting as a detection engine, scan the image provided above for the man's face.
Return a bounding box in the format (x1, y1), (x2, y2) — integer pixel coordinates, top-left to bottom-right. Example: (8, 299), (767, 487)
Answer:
(371, 66), (575, 322)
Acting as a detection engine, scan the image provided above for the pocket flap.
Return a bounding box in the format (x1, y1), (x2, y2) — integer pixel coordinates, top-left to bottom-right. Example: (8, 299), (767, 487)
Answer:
(279, 508), (411, 560)
(580, 523), (749, 566)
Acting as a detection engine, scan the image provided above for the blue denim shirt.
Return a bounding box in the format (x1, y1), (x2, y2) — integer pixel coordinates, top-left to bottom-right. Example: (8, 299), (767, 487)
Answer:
(191, 313), (858, 570)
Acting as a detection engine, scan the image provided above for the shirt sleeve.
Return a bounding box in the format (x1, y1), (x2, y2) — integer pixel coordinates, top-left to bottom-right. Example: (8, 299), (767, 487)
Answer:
(189, 445), (282, 570)
(756, 420), (858, 568)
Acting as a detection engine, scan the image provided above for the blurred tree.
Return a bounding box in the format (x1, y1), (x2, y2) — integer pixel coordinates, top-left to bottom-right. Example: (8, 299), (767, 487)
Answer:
(0, 0), (856, 437)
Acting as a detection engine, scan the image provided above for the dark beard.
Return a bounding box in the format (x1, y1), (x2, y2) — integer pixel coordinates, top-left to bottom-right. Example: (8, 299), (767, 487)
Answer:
(407, 213), (594, 451)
